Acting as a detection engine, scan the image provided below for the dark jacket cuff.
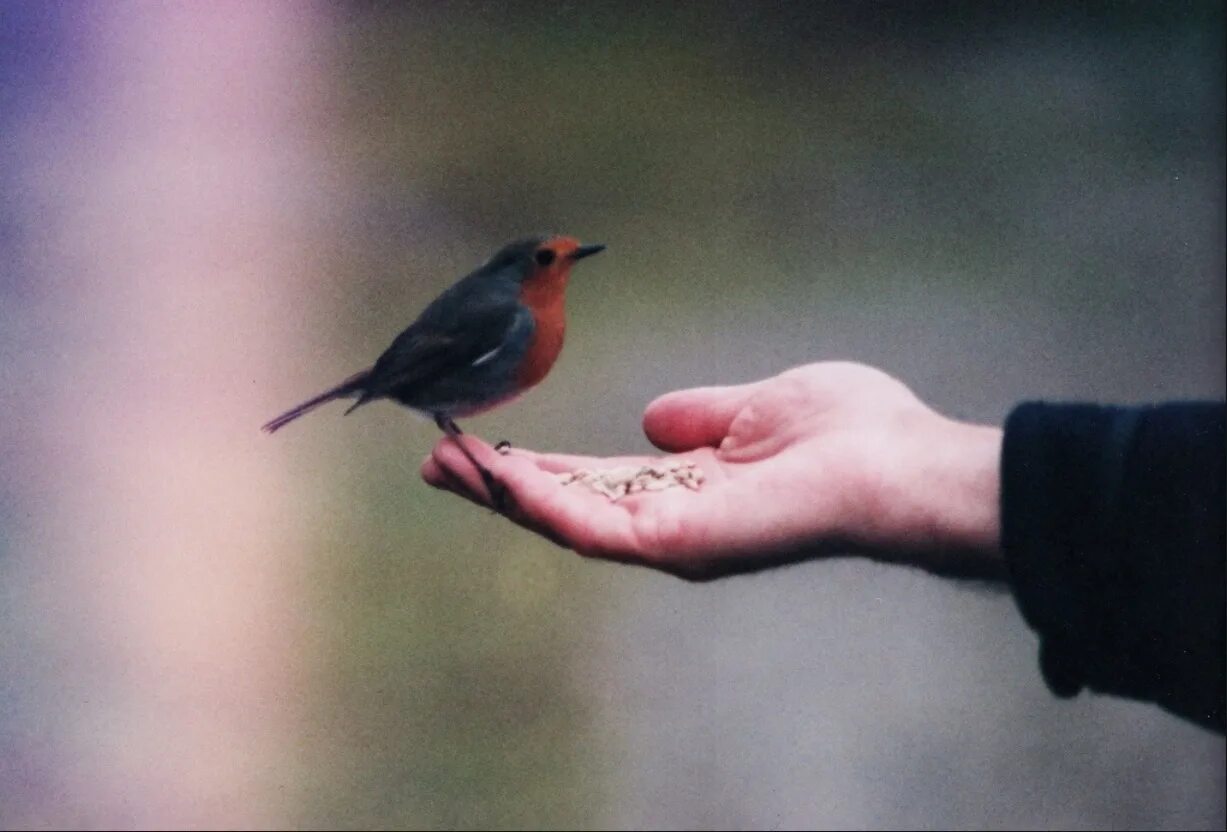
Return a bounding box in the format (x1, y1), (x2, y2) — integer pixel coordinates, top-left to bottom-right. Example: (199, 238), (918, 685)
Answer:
(1000, 401), (1225, 733)
(1001, 402), (1140, 698)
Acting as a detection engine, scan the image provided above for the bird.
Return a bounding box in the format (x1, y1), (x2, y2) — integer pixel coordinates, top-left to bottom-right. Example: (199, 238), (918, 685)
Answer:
(262, 235), (605, 508)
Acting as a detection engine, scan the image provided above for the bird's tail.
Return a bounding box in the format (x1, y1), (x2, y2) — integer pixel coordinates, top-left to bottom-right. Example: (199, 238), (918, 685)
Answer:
(262, 370), (371, 434)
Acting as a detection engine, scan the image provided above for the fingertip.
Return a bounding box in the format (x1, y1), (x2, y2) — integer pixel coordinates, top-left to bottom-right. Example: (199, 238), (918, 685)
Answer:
(421, 450), (469, 498)
(421, 454), (444, 487)
(642, 396), (691, 452)
(642, 385), (753, 452)
(641, 393), (671, 429)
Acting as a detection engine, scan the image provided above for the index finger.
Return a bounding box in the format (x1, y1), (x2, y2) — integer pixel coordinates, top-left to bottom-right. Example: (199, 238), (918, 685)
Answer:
(430, 437), (641, 559)
(497, 447), (661, 474)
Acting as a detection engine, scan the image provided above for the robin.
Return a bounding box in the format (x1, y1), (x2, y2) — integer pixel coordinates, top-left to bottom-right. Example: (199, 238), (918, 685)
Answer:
(262, 235), (605, 508)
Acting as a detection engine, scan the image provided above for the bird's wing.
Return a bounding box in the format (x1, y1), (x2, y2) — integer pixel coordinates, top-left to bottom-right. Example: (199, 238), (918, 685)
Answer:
(365, 296), (531, 399)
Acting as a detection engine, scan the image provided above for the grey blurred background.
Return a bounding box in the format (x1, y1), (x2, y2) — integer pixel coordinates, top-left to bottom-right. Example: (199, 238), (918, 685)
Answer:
(1, 2), (1223, 829)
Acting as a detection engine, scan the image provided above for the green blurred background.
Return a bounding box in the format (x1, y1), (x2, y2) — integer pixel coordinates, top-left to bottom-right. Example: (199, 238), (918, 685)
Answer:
(1, 2), (1223, 829)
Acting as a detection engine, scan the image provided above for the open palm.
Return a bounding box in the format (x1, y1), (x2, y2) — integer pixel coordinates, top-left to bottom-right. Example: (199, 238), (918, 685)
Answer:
(421, 362), (1003, 581)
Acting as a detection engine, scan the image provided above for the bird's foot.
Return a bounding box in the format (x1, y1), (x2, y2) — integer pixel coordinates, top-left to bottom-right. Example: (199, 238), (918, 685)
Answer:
(480, 468), (515, 514)
(494, 440), (513, 455)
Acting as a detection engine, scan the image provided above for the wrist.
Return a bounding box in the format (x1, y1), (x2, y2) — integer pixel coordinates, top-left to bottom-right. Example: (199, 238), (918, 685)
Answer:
(848, 415), (1004, 578)
(929, 419), (1003, 556)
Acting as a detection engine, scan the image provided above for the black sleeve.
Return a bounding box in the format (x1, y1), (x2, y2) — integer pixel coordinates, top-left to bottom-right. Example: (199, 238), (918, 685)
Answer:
(1001, 401), (1225, 734)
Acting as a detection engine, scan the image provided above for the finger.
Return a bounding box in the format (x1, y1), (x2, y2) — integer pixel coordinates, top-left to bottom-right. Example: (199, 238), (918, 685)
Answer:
(421, 454), (448, 488)
(422, 454), (490, 514)
(501, 447), (660, 475)
(642, 381), (764, 452)
(432, 438), (639, 558)
(430, 435), (498, 505)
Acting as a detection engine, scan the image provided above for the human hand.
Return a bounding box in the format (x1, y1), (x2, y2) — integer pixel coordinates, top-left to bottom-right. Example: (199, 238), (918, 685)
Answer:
(421, 362), (1004, 581)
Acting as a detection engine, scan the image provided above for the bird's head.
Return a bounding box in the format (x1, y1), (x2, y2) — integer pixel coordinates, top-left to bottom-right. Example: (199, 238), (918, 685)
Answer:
(484, 235), (605, 289)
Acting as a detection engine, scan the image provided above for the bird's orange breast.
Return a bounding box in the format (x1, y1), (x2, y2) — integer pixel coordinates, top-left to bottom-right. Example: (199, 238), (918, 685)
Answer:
(515, 268), (570, 389)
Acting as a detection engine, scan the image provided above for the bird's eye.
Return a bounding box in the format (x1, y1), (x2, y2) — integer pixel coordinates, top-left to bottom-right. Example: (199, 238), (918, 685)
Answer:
(534, 249), (556, 267)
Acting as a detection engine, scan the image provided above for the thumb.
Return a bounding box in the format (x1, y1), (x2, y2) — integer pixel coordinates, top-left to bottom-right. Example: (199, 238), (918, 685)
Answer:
(643, 382), (763, 452)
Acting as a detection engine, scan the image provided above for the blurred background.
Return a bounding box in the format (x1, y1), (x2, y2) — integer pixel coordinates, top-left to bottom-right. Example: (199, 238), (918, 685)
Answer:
(1, 1), (1223, 829)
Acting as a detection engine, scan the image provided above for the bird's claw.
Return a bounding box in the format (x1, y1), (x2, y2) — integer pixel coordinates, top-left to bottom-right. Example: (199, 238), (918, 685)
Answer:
(482, 471), (514, 515)
(494, 440), (513, 455)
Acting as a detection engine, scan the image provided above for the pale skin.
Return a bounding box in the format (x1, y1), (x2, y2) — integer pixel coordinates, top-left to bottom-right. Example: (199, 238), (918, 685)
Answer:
(420, 361), (1006, 583)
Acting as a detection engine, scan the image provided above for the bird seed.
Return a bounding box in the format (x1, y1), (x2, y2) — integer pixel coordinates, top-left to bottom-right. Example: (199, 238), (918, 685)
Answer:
(555, 459), (704, 502)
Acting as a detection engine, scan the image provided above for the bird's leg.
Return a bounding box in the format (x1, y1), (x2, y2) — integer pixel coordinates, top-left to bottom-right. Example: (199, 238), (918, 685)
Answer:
(434, 414), (512, 513)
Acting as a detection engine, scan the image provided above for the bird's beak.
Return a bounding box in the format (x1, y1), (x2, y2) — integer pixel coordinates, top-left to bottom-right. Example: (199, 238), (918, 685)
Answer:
(570, 244), (606, 261)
